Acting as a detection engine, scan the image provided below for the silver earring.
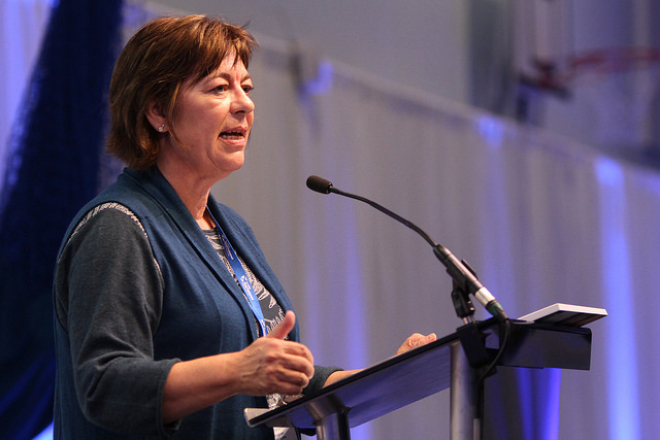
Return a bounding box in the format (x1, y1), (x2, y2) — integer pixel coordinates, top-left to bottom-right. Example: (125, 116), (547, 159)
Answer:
(158, 124), (166, 133)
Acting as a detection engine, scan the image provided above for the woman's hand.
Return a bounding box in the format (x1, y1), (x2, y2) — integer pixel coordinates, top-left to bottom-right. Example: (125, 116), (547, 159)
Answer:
(235, 311), (315, 396)
(162, 311), (314, 423)
(324, 331), (438, 387)
(395, 332), (437, 355)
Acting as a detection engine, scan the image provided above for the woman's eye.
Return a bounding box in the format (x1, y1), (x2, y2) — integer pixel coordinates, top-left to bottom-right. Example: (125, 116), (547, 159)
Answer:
(214, 84), (229, 93)
(242, 85), (254, 94)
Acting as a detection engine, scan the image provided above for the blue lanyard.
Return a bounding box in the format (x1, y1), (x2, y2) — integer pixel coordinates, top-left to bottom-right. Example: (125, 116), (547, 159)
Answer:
(206, 207), (268, 336)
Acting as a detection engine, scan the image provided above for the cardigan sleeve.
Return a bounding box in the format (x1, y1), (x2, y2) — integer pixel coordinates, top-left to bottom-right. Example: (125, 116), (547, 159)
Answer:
(54, 203), (180, 437)
(306, 366), (344, 395)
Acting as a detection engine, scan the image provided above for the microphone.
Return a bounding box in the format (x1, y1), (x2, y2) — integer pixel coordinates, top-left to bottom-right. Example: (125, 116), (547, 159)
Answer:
(306, 175), (508, 322)
(306, 175), (334, 194)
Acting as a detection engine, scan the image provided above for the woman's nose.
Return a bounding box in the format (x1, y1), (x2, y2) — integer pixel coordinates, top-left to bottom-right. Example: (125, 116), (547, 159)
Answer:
(232, 88), (255, 114)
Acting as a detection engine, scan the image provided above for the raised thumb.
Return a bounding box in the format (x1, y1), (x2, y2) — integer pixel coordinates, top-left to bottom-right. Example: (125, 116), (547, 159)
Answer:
(266, 310), (296, 339)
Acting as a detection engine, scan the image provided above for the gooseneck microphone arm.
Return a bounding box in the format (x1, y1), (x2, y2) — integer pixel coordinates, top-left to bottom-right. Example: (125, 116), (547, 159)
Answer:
(306, 175), (509, 322)
(306, 175), (438, 248)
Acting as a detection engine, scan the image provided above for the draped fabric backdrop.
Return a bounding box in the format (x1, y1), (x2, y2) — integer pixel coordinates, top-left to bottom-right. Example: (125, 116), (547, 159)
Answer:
(0, 0), (123, 438)
(2, 1), (659, 439)
(0, 0), (52, 197)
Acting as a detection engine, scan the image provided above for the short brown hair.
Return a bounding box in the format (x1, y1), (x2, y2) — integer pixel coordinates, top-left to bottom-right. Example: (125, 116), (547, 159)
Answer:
(106, 15), (257, 170)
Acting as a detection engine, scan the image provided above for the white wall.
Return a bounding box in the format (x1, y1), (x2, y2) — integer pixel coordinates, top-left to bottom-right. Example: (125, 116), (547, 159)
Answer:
(150, 0), (659, 159)
(148, 0), (471, 104)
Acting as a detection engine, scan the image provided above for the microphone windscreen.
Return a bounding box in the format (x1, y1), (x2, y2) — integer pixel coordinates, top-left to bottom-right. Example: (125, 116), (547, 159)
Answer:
(306, 175), (333, 194)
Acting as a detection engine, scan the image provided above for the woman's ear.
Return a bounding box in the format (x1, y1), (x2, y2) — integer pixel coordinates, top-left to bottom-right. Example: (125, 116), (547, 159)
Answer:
(145, 100), (168, 133)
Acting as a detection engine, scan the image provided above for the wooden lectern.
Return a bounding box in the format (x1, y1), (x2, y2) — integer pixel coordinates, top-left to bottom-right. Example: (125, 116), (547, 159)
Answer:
(245, 305), (602, 440)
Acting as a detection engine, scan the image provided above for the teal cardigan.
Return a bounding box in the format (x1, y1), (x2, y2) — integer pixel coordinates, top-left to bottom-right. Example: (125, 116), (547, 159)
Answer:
(53, 168), (337, 439)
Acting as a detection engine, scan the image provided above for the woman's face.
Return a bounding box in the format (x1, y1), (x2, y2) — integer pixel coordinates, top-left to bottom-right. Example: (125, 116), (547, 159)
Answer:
(160, 56), (255, 182)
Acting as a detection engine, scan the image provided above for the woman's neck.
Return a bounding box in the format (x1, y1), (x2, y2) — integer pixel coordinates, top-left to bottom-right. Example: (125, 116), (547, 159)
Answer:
(156, 164), (216, 229)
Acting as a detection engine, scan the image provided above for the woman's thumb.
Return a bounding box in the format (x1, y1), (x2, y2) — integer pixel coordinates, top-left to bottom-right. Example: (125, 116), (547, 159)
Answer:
(266, 310), (296, 339)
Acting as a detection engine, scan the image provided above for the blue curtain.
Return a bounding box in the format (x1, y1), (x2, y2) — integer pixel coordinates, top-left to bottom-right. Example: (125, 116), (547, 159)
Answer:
(0, 0), (123, 438)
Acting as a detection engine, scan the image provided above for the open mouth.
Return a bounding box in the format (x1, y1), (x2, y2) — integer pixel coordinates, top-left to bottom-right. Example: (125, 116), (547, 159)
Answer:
(219, 130), (246, 140)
